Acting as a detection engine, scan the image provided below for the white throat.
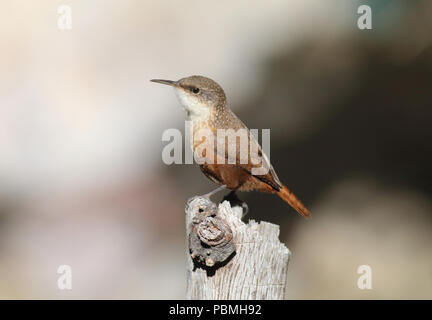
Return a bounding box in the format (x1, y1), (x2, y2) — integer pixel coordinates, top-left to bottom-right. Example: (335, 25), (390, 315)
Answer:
(174, 88), (211, 121)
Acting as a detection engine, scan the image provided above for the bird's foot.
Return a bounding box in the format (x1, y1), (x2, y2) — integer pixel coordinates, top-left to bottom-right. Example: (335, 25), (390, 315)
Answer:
(202, 184), (227, 200)
(186, 185), (227, 211)
(223, 191), (248, 218)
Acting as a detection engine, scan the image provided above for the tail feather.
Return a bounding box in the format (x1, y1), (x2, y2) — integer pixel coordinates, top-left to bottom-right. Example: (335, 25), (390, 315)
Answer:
(277, 185), (311, 219)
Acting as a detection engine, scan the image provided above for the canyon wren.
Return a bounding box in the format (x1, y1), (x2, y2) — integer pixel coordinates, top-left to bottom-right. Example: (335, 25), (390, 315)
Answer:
(151, 75), (310, 218)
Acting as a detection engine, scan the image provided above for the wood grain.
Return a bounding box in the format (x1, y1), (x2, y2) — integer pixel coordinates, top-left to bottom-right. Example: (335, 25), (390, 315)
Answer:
(186, 197), (291, 300)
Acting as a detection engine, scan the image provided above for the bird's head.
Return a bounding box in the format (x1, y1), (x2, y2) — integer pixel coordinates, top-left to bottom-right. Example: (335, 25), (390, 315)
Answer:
(151, 75), (226, 119)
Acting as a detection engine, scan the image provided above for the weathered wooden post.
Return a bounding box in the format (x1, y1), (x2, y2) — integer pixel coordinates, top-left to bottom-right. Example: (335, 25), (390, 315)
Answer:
(186, 196), (291, 300)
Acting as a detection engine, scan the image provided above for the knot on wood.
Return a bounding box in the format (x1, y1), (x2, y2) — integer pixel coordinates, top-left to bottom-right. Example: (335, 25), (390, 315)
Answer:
(187, 197), (236, 269)
(197, 217), (232, 247)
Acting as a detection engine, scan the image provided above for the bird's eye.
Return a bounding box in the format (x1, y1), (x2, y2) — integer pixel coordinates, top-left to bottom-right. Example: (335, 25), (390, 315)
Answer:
(192, 87), (200, 94)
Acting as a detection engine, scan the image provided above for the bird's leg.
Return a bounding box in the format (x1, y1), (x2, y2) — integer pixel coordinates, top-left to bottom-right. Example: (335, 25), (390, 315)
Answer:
(202, 184), (227, 200)
(187, 185), (227, 209)
(223, 190), (249, 218)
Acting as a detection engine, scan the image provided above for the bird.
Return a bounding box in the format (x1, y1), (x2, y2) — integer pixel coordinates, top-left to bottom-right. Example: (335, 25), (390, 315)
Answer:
(151, 75), (310, 218)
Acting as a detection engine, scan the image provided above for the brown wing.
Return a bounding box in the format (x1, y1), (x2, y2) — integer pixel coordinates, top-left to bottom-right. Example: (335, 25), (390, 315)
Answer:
(214, 110), (283, 191)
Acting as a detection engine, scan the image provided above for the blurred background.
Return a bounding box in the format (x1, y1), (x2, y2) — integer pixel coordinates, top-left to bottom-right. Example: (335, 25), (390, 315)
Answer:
(0, 0), (431, 299)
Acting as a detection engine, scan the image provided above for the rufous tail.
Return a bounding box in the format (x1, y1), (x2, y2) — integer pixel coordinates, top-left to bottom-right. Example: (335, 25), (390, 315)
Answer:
(277, 185), (311, 219)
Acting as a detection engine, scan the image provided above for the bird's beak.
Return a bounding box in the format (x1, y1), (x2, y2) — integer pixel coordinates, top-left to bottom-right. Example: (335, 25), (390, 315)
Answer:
(150, 79), (178, 87)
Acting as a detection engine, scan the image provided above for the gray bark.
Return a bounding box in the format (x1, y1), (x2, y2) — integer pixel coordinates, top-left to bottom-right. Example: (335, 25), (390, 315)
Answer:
(185, 196), (291, 300)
